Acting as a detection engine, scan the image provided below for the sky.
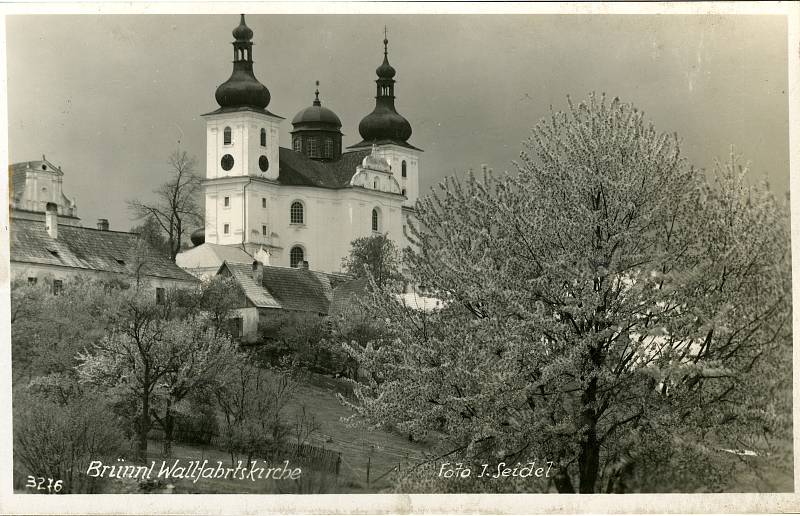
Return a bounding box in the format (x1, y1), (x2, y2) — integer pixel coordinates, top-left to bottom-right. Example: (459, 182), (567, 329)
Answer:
(6, 13), (789, 231)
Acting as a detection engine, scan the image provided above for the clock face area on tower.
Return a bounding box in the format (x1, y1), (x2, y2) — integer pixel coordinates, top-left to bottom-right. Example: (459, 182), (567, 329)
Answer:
(221, 154), (234, 171)
(259, 155), (269, 172)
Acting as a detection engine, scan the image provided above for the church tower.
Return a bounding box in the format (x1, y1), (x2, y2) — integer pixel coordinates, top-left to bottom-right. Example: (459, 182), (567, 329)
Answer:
(349, 31), (422, 208)
(201, 15), (282, 249)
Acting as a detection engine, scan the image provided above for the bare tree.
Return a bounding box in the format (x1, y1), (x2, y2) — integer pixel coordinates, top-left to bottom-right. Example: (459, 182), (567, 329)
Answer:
(129, 150), (202, 261)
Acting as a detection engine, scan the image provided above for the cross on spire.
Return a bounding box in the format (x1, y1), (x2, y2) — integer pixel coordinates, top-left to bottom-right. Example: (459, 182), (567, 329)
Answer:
(313, 80), (321, 106)
(383, 26), (388, 55)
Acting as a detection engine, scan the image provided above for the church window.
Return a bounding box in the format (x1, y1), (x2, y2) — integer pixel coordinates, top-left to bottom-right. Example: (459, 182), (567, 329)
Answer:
(290, 246), (305, 268)
(262, 225), (268, 236)
(402, 160), (407, 178)
(324, 138), (333, 158)
(308, 138), (319, 158)
(290, 201), (304, 224)
(223, 126), (232, 145)
(293, 138), (302, 152)
(53, 279), (63, 296)
(373, 179), (379, 190)
(372, 208), (380, 232)
(402, 188), (406, 196)
(262, 198), (267, 208)
(224, 196), (230, 207)
(223, 223), (230, 234)
(260, 128), (267, 147)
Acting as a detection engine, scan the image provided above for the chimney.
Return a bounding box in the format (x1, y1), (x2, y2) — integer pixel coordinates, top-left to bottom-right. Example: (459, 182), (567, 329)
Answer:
(252, 260), (264, 283)
(45, 203), (58, 239)
(301, 260), (309, 270)
(97, 218), (109, 231)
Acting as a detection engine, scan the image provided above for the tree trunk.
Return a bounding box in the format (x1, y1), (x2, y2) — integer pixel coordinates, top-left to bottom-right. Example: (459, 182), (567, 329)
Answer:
(162, 402), (174, 458)
(553, 469), (575, 493)
(138, 368), (151, 462)
(578, 377), (600, 493)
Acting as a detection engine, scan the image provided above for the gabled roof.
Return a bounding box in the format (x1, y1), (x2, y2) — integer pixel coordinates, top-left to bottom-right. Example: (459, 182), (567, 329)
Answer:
(219, 262), (281, 309)
(219, 261), (333, 314)
(10, 217), (198, 282)
(278, 148), (371, 189)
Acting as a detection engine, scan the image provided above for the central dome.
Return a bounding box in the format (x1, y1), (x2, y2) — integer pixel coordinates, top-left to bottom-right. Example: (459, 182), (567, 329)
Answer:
(292, 104), (342, 128)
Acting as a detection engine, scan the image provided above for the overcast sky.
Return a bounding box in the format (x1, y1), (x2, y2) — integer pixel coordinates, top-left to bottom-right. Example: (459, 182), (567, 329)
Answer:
(6, 13), (789, 231)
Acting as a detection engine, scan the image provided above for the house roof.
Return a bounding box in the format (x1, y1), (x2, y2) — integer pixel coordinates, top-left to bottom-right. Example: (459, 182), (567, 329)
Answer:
(278, 147), (372, 189)
(10, 217), (198, 283)
(329, 277), (370, 317)
(219, 261), (333, 313)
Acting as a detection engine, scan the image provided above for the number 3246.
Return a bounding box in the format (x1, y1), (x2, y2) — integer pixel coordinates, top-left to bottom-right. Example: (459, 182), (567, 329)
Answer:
(25, 476), (63, 493)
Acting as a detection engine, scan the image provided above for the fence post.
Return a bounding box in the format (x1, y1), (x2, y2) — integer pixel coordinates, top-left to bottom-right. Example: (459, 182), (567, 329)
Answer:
(366, 456), (371, 487)
(336, 453), (341, 476)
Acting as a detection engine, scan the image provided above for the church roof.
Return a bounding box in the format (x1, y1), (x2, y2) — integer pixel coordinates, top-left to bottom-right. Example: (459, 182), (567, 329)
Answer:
(10, 217), (197, 282)
(278, 147), (372, 189)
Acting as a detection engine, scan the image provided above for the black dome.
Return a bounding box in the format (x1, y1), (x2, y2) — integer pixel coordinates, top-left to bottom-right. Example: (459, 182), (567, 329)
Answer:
(214, 15), (271, 110)
(215, 72), (271, 109)
(190, 228), (205, 247)
(292, 86), (342, 129)
(358, 105), (412, 142)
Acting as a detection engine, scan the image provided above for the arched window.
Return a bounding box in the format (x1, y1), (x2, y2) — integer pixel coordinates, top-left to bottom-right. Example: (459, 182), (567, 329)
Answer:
(290, 246), (305, 268)
(223, 126), (232, 145)
(372, 208), (380, 232)
(260, 128), (267, 147)
(290, 201), (304, 224)
(401, 160), (407, 178)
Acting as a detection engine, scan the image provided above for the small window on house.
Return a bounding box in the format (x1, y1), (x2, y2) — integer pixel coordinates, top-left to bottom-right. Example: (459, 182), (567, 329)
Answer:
(223, 126), (232, 145)
(372, 208), (380, 232)
(401, 188), (406, 196)
(48, 249), (59, 258)
(402, 160), (407, 178)
(224, 196), (230, 207)
(373, 179), (379, 190)
(290, 201), (304, 224)
(260, 128), (267, 147)
(227, 317), (244, 339)
(262, 225), (268, 236)
(290, 246), (305, 268)
(223, 223), (230, 234)
(262, 198), (267, 208)
(28, 277), (37, 285)
(156, 287), (165, 305)
(116, 258), (125, 266)
(52, 279), (63, 296)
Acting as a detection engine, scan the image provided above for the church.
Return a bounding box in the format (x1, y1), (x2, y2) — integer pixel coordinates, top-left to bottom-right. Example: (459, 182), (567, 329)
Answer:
(176, 14), (421, 275)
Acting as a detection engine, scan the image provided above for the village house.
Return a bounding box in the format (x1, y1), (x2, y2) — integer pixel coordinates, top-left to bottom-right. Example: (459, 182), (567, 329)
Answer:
(9, 157), (199, 297)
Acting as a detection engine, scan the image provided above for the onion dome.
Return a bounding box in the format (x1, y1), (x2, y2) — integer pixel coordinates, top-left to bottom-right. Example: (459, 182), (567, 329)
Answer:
(190, 228), (205, 247)
(353, 31), (414, 148)
(214, 14), (271, 110)
(291, 82), (342, 129)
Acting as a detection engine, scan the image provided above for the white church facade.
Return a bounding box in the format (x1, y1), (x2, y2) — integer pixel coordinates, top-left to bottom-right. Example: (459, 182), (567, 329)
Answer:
(177, 15), (421, 275)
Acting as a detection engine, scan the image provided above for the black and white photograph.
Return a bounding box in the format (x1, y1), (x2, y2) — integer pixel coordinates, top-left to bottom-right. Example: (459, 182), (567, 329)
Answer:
(1, 2), (798, 514)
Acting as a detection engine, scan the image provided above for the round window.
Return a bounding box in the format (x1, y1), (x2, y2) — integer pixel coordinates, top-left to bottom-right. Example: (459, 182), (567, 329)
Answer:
(221, 154), (234, 171)
(259, 155), (269, 172)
